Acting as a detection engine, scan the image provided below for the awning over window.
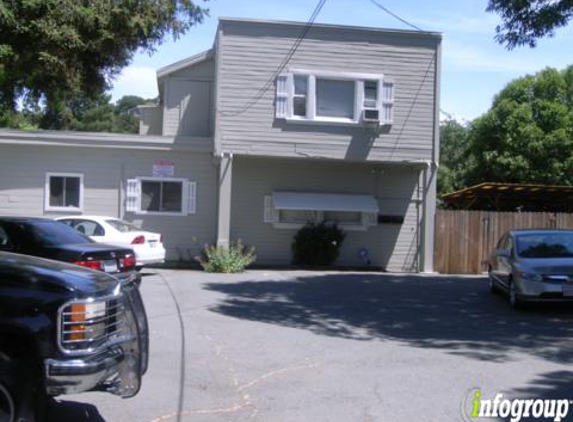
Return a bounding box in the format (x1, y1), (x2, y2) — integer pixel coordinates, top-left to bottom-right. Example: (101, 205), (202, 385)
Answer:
(272, 192), (379, 213)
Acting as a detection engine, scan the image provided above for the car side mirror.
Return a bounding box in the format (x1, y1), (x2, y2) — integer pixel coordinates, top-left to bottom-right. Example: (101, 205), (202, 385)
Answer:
(497, 249), (511, 258)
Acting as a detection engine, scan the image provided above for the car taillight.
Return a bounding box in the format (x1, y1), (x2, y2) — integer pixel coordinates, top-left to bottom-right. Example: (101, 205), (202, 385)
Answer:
(159, 235), (163, 243)
(121, 254), (136, 270)
(73, 260), (104, 271)
(132, 235), (145, 245)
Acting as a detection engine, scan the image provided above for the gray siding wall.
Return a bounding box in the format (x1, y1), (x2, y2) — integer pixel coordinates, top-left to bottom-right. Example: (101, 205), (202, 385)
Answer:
(0, 144), (217, 261)
(230, 156), (422, 271)
(162, 58), (215, 137)
(216, 21), (439, 162)
(139, 106), (163, 135)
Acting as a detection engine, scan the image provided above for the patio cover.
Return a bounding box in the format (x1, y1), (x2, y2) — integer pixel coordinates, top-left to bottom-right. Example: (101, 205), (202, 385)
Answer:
(272, 192), (379, 213)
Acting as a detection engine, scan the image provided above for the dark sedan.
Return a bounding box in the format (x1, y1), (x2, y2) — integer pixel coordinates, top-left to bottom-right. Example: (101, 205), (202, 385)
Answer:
(0, 217), (140, 285)
(488, 229), (573, 308)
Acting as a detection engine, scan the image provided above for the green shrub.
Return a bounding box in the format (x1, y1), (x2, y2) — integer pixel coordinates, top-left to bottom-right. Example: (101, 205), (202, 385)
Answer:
(196, 241), (256, 273)
(292, 222), (345, 266)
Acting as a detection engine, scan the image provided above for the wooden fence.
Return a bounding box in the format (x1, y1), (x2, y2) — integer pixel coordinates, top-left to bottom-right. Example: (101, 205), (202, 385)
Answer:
(434, 210), (573, 274)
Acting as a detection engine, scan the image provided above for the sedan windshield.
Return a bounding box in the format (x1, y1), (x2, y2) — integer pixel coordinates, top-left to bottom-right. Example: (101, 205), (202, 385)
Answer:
(106, 219), (140, 233)
(24, 220), (92, 246)
(516, 233), (573, 258)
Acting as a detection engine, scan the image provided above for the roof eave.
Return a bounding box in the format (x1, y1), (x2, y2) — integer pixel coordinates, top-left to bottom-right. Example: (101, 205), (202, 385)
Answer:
(156, 48), (214, 80)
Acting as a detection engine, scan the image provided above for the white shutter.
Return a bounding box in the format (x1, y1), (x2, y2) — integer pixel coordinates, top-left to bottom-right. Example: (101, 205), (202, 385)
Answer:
(187, 181), (197, 215)
(125, 178), (140, 213)
(361, 212), (378, 226)
(275, 73), (290, 119)
(263, 195), (280, 223)
(381, 79), (395, 124)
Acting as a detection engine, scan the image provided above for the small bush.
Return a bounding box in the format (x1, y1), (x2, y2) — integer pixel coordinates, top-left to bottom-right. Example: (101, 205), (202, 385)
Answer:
(196, 241), (256, 273)
(292, 222), (345, 266)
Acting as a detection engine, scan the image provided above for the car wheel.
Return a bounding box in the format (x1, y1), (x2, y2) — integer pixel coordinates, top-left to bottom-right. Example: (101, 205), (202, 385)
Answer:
(508, 279), (522, 310)
(0, 352), (45, 422)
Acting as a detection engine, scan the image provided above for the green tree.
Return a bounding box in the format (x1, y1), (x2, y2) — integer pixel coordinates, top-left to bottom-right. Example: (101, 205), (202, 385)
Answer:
(115, 95), (150, 115)
(465, 66), (573, 185)
(0, 0), (207, 128)
(438, 119), (470, 194)
(487, 0), (573, 48)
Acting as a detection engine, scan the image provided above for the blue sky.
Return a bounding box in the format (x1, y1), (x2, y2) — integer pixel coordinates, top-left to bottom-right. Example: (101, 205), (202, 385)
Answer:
(109, 0), (573, 122)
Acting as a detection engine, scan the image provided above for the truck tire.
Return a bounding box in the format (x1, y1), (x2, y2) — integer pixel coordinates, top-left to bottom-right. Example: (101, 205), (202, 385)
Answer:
(0, 352), (45, 422)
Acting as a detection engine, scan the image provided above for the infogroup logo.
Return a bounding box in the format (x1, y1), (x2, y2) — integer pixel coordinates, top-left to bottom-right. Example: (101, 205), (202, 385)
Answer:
(461, 388), (571, 422)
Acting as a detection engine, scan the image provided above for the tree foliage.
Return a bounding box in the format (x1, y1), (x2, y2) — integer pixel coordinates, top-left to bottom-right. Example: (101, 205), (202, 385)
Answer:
(464, 66), (573, 186)
(0, 94), (152, 133)
(0, 0), (207, 127)
(438, 119), (470, 194)
(487, 0), (573, 48)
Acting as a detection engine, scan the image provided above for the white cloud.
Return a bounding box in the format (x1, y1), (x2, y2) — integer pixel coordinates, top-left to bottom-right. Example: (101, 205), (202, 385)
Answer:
(108, 66), (158, 102)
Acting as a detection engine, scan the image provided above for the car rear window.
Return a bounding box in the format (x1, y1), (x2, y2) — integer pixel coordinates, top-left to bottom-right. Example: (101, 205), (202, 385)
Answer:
(24, 220), (93, 246)
(516, 233), (573, 258)
(106, 219), (139, 233)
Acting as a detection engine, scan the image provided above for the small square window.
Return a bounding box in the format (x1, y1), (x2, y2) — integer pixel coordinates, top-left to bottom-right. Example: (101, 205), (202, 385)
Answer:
(141, 180), (183, 213)
(45, 173), (83, 211)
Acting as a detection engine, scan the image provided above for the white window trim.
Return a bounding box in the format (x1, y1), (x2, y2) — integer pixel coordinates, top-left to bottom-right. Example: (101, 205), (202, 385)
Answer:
(135, 177), (189, 216)
(277, 69), (389, 126)
(44, 172), (84, 213)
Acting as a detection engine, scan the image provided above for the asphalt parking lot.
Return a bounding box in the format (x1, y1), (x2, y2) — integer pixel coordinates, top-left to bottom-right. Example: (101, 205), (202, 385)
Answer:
(47, 269), (573, 422)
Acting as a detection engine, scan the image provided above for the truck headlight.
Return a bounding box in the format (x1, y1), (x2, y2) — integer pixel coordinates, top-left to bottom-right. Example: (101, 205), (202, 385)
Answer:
(60, 298), (123, 352)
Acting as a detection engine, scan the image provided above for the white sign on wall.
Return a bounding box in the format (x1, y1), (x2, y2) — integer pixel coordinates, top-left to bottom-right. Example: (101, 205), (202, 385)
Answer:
(153, 159), (174, 177)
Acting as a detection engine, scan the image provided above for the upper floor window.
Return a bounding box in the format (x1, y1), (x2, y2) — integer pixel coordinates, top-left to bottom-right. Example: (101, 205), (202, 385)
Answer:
(275, 70), (394, 125)
(44, 172), (84, 212)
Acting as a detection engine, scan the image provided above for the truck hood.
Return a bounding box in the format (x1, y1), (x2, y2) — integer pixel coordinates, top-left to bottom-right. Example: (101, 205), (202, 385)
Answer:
(0, 252), (119, 297)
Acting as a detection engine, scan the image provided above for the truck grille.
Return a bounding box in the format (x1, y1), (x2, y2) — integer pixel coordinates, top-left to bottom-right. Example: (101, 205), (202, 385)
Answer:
(59, 297), (125, 353)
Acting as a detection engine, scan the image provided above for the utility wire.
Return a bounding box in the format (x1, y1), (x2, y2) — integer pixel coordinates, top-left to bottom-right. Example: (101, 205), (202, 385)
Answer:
(221, 0), (327, 117)
(367, 0), (422, 31)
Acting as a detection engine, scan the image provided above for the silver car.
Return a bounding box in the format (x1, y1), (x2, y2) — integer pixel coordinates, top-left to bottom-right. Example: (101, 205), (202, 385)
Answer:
(488, 229), (573, 308)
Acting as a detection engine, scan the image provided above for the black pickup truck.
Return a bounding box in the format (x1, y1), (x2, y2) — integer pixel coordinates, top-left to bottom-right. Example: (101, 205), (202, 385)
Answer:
(0, 252), (149, 422)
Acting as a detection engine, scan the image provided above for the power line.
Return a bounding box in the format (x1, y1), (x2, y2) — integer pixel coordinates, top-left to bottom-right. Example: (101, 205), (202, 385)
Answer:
(367, 0), (422, 31)
(221, 0), (327, 117)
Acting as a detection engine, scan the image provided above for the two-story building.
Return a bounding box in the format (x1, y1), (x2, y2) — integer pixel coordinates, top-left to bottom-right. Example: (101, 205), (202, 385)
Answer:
(0, 18), (441, 272)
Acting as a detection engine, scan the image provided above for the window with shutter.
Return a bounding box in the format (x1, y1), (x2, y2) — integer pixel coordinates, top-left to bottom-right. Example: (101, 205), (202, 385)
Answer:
(275, 70), (393, 126)
(125, 177), (194, 216)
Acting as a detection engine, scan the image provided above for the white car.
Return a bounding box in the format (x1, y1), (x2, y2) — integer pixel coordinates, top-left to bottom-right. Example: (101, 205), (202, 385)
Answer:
(55, 216), (165, 268)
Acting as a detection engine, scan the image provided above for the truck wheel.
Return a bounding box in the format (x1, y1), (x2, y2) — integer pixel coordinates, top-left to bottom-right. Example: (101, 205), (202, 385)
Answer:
(0, 352), (45, 422)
